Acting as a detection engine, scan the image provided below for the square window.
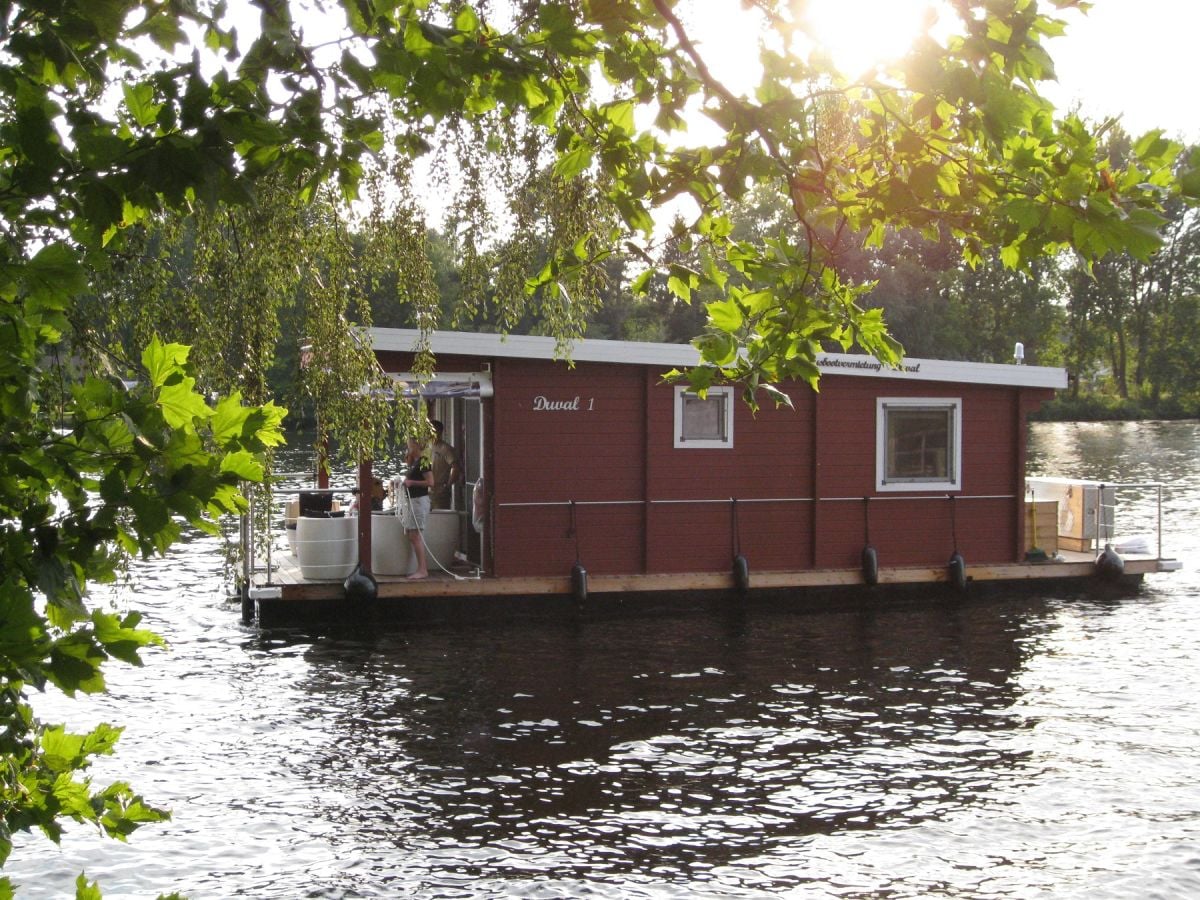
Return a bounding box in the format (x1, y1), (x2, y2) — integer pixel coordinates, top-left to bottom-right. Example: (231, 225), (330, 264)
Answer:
(675, 386), (734, 448)
(876, 398), (961, 491)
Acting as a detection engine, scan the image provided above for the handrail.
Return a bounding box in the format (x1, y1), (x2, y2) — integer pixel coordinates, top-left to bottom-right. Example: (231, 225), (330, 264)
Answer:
(820, 494), (1017, 502)
(498, 499), (645, 508)
(271, 487), (356, 495)
(1029, 478), (1169, 560)
(494, 485), (1171, 563)
(498, 493), (1016, 508)
(1090, 481), (1167, 559)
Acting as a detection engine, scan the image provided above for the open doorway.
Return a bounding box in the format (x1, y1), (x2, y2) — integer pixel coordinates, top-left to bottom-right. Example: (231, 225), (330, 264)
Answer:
(419, 378), (488, 571)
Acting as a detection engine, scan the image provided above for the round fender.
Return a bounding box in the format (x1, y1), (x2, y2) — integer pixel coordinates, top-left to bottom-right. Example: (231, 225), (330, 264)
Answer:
(343, 563), (378, 602)
(571, 562), (588, 604)
(733, 554), (750, 593)
(861, 546), (879, 586)
(1095, 544), (1125, 581)
(948, 551), (967, 593)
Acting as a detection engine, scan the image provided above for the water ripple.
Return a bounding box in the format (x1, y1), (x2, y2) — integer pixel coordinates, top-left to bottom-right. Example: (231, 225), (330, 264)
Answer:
(6, 423), (1200, 898)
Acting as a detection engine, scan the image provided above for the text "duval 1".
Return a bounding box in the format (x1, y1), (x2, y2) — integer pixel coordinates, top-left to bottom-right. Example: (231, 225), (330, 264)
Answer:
(532, 395), (595, 411)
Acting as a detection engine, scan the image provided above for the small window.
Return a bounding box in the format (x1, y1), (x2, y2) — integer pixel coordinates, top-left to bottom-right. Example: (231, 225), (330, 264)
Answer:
(675, 386), (734, 449)
(876, 398), (961, 491)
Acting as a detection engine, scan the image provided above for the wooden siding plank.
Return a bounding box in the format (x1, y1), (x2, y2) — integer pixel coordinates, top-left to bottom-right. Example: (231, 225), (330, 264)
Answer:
(370, 347), (1051, 579)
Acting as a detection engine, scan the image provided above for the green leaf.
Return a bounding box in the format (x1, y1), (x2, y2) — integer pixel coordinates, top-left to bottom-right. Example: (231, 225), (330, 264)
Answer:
(157, 377), (211, 428)
(630, 268), (654, 295)
(122, 82), (161, 128)
(699, 247), (727, 290)
(41, 728), (86, 772)
(75, 873), (103, 900)
(999, 242), (1021, 269)
(760, 382), (794, 410)
(129, 493), (173, 550)
(554, 143), (594, 180)
(220, 449), (263, 481)
(520, 76), (549, 108)
(1132, 129), (1172, 164)
(403, 17), (434, 53)
(210, 392), (251, 445)
(1179, 147), (1200, 199)
(454, 5), (480, 32)
(92, 611), (162, 666)
(707, 298), (744, 332)
(601, 99), (635, 133)
(142, 338), (191, 389)
(53, 774), (94, 819)
(666, 273), (691, 302)
(80, 721), (125, 758)
(244, 402), (288, 447)
(25, 243), (88, 311)
(47, 637), (108, 693)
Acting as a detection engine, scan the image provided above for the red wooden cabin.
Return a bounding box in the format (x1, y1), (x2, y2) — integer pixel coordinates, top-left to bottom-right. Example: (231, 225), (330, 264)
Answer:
(371, 329), (1063, 585)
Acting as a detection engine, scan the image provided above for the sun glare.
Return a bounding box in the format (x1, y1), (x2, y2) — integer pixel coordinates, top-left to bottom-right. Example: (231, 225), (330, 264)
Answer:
(800, 0), (937, 79)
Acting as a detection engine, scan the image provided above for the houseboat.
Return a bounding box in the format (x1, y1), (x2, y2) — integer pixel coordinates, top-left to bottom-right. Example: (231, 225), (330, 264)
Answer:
(245, 329), (1180, 625)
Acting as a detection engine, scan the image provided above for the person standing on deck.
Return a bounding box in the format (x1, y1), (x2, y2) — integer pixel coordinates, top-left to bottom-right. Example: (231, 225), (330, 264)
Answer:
(429, 419), (461, 511)
(402, 437), (434, 579)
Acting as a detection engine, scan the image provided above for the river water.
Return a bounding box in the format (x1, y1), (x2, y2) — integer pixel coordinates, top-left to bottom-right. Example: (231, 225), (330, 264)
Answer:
(10, 421), (1200, 898)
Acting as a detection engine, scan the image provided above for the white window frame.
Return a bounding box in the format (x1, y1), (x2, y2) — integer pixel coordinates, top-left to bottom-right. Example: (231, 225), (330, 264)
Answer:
(876, 397), (962, 492)
(674, 385), (735, 449)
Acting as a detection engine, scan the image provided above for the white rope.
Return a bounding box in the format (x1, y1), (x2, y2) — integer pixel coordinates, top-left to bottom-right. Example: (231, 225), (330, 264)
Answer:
(397, 484), (477, 581)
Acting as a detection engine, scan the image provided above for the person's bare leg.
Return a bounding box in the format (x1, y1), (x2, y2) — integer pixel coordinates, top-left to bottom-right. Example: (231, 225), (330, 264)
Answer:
(406, 530), (428, 579)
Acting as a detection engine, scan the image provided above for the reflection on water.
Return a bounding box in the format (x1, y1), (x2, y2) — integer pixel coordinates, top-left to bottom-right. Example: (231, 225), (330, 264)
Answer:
(295, 606), (1034, 879)
(8, 422), (1200, 898)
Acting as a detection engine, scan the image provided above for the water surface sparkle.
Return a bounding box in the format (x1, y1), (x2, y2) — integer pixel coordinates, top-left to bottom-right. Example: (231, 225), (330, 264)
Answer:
(10, 421), (1200, 898)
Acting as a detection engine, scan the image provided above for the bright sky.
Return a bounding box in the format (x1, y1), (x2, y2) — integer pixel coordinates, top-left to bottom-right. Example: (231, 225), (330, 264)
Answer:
(217, 1), (1196, 232)
(1043, 0), (1199, 141)
(686, 0), (1199, 143)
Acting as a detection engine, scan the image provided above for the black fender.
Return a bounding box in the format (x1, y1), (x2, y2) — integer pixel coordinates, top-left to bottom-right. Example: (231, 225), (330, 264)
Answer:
(861, 546), (879, 586)
(733, 554), (750, 593)
(571, 562), (588, 603)
(343, 563), (378, 602)
(1095, 544), (1125, 581)
(948, 551), (967, 593)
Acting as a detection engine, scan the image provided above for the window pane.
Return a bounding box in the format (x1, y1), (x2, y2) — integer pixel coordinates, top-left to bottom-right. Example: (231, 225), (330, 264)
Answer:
(886, 407), (953, 480)
(681, 394), (726, 442)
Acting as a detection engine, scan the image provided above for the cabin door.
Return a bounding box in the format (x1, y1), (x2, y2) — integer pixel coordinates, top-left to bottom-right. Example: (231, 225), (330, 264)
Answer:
(426, 394), (486, 568)
(462, 396), (485, 567)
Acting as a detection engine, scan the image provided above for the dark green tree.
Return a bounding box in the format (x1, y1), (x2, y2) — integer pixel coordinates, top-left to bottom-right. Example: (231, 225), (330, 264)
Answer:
(1064, 133), (1200, 402)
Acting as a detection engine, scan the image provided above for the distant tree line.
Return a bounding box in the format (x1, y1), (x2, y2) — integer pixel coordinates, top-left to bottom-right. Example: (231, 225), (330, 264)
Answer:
(358, 133), (1200, 422)
(90, 132), (1196, 427)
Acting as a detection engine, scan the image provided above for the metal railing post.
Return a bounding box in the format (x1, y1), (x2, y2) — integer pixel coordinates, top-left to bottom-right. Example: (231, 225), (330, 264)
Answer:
(1158, 483), (1163, 559)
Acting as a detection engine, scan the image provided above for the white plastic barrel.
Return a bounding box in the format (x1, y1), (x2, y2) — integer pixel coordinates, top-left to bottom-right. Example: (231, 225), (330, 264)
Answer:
(295, 516), (358, 580)
(424, 510), (459, 569)
(371, 513), (415, 576)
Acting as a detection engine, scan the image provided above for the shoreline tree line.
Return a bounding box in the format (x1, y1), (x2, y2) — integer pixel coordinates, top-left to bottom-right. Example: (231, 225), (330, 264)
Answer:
(104, 126), (1196, 431)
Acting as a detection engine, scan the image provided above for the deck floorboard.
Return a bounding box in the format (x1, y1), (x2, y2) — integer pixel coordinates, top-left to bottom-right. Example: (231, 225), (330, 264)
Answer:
(256, 546), (1166, 603)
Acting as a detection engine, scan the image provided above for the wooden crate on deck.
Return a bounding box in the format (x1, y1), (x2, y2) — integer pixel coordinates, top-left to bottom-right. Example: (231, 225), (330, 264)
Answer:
(1024, 501), (1058, 555)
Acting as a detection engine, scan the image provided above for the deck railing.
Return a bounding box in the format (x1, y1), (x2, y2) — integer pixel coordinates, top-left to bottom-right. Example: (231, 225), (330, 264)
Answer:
(496, 483), (1171, 560)
(1089, 481), (1167, 559)
(241, 485), (348, 590)
(240, 479), (1170, 592)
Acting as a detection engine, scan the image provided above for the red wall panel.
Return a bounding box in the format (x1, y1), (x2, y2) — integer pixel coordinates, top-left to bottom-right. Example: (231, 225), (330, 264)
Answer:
(494, 504), (643, 578)
(374, 346), (1051, 575)
(492, 360), (645, 503)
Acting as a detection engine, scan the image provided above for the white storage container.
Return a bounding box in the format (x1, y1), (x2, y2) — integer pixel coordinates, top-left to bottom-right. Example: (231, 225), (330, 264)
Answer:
(1026, 477), (1116, 552)
(295, 516), (358, 580)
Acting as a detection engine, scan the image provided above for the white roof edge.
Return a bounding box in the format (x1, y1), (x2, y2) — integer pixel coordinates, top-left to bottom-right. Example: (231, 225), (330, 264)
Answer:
(368, 328), (1068, 390)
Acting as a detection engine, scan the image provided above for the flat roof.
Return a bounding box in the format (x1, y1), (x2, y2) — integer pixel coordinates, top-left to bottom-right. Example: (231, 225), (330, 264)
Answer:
(369, 328), (1068, 390)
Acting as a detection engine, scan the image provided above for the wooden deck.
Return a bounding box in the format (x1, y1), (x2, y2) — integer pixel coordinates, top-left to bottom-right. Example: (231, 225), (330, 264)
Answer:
(248, 544), (1179, 626)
